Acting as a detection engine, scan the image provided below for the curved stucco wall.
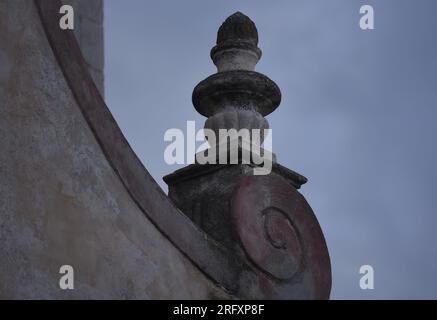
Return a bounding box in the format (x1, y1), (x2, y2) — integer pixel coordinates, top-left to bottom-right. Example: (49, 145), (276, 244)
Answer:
(0, 0), (227, 299)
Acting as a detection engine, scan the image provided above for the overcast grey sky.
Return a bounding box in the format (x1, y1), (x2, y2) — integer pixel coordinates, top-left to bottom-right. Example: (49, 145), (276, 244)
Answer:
(104, 0), (437, 299)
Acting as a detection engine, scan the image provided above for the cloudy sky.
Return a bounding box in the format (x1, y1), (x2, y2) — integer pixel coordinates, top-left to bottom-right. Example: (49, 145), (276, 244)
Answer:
(103, 0), (437, 299)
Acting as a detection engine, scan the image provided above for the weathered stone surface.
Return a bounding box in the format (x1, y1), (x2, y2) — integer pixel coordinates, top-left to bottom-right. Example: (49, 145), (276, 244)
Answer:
(79, 17), (104, 71)
(62, 0), (104, 96)
(0, 0), (228, 299)
(67, 0), (104, 24)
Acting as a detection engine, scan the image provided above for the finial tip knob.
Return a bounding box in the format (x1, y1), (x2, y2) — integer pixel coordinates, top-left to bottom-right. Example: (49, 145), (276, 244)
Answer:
(212, 12), (262, 72)
(217, 12), (259, 46)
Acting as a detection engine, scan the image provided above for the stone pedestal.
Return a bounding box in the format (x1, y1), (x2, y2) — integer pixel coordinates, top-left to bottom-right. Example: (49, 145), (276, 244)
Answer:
(164, 162), (307, 250)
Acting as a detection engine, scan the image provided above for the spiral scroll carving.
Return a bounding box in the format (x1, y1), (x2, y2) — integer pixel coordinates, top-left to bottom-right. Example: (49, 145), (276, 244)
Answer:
(232, 175), (330, 286)
(261, 206), (304, 280)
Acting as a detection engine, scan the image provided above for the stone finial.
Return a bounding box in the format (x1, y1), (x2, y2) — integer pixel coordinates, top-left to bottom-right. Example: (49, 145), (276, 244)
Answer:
(192, 12), (280, 147)
(217, 12), (258, 45)
(165, 12), (331, 299)
(211, 12), (262, 72)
